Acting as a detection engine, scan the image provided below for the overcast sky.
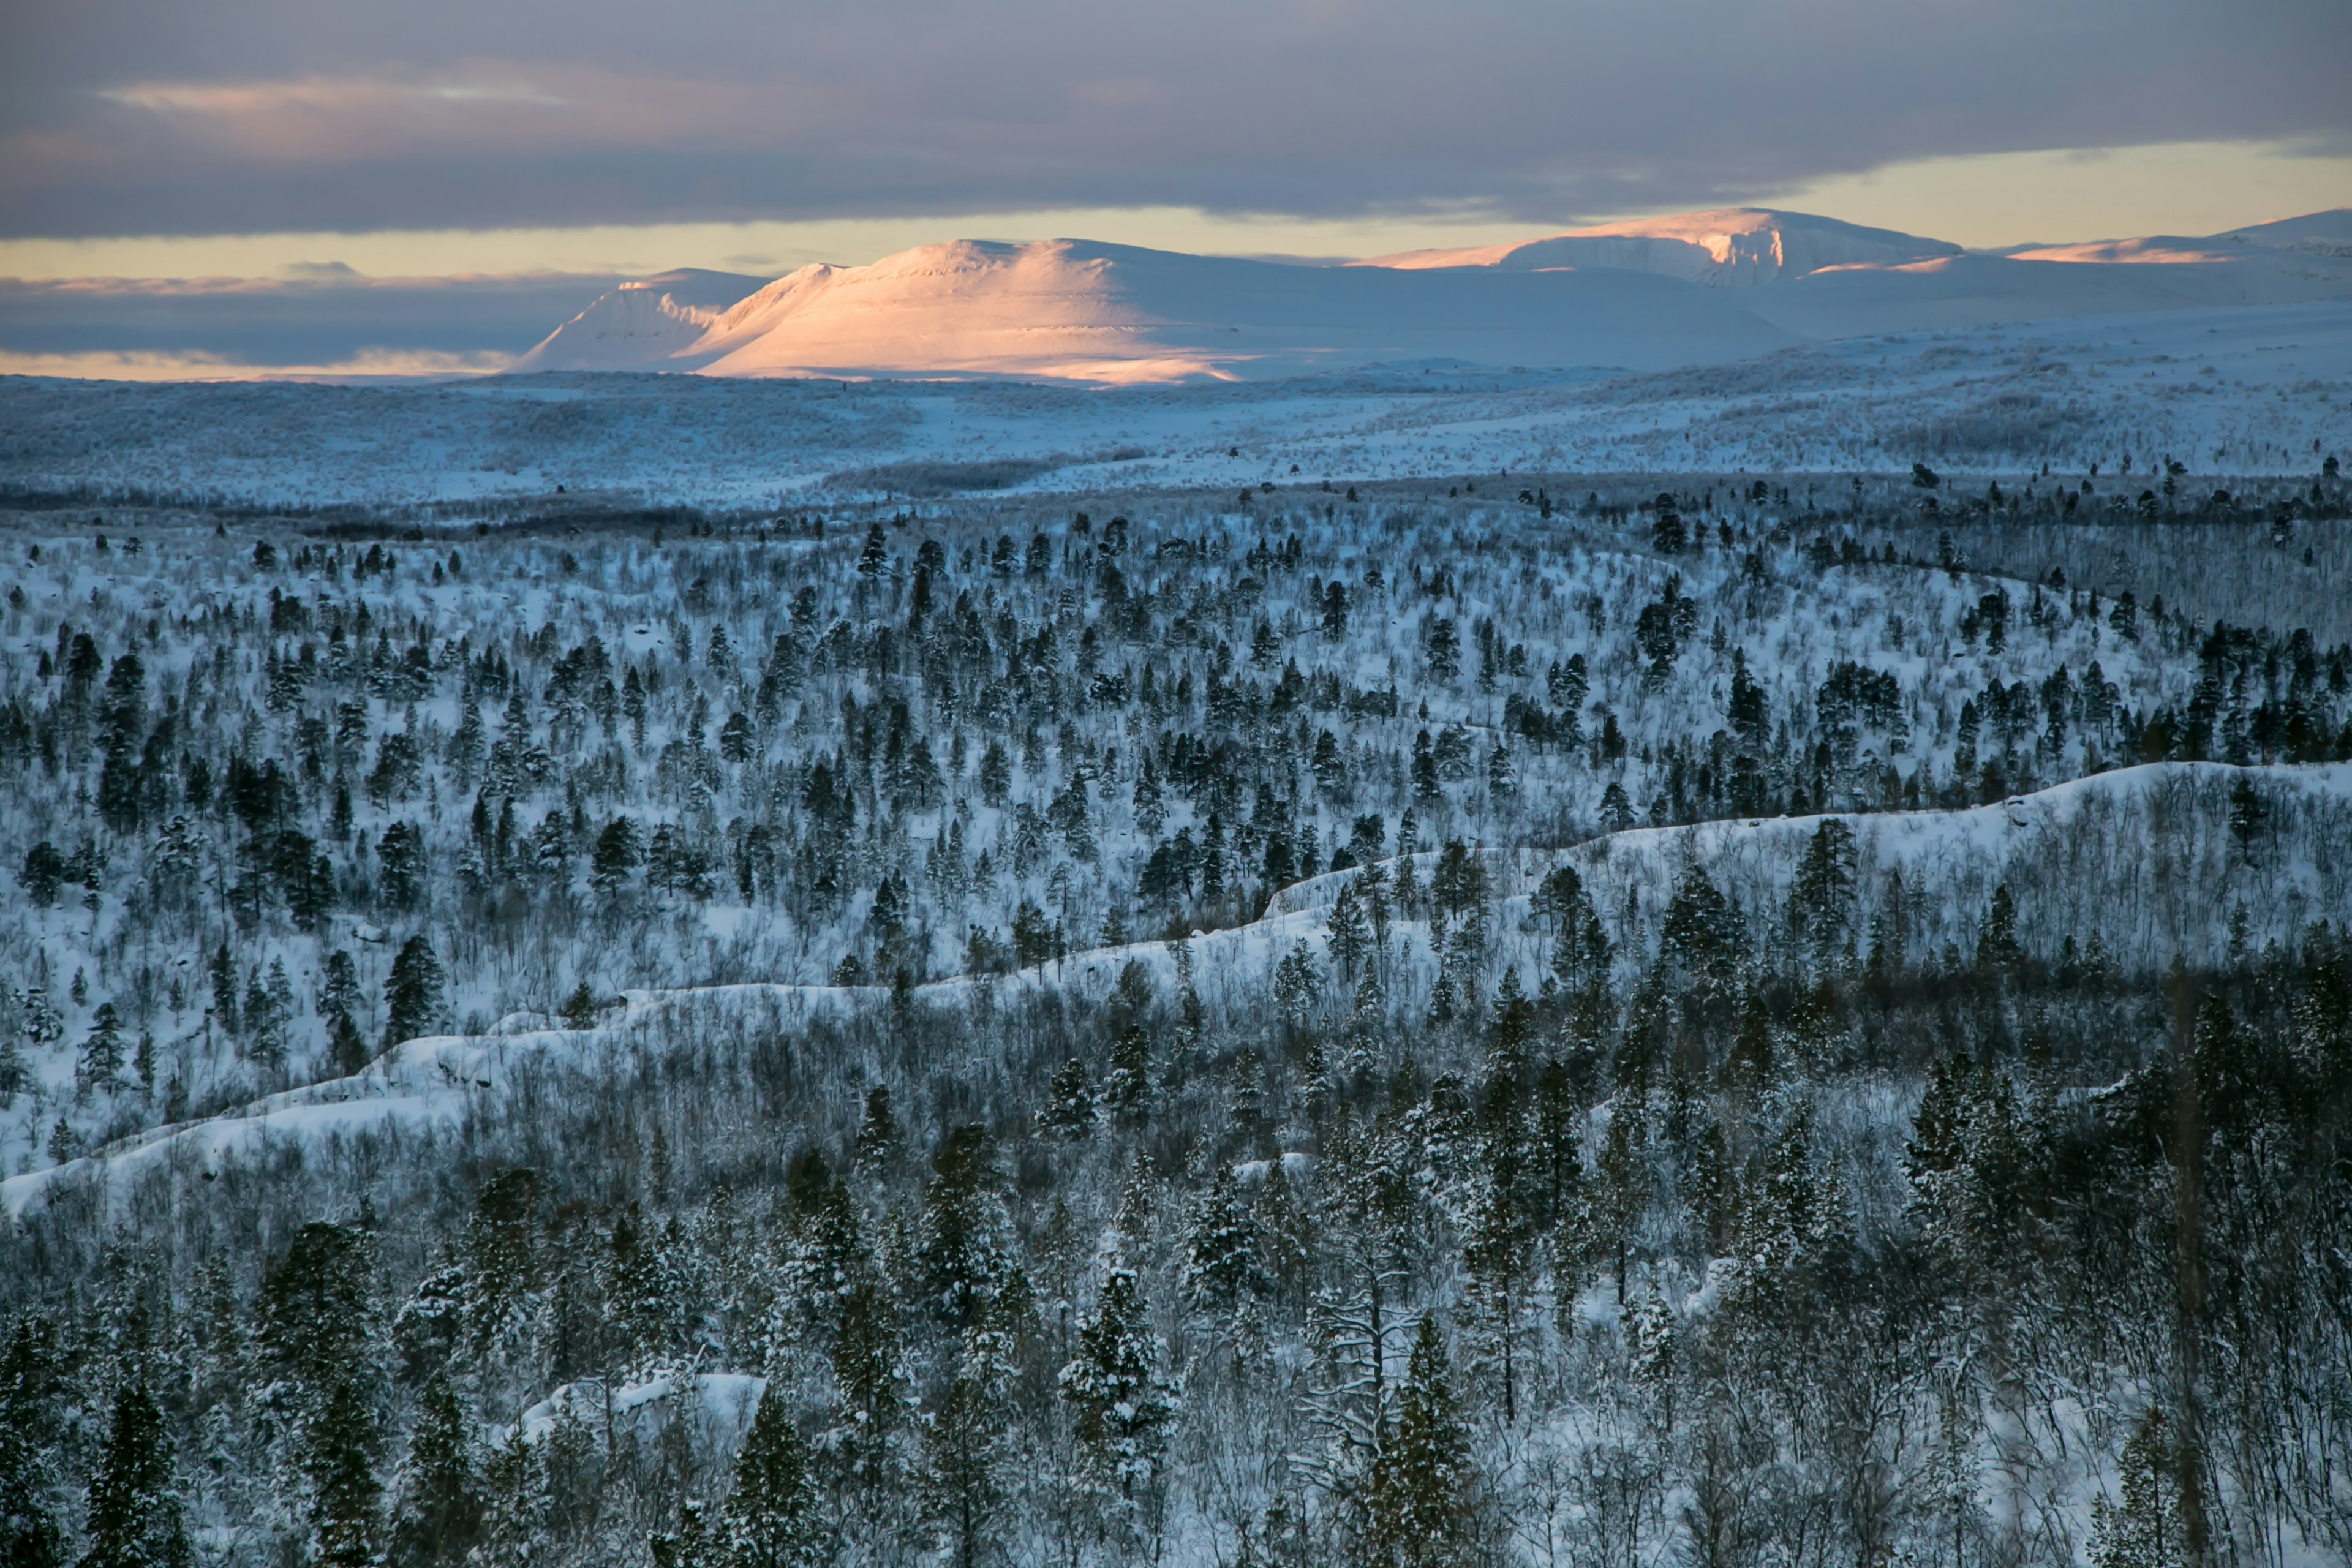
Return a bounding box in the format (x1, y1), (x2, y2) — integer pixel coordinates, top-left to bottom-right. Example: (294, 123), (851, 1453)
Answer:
(2, 0), (2348, 374)
(7, 0), (2349, 252)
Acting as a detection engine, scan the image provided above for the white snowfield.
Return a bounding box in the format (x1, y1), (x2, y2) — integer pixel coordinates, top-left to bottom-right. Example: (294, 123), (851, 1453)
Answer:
(510, 207), (2352, 385)
(10, 760), (2343, 1223)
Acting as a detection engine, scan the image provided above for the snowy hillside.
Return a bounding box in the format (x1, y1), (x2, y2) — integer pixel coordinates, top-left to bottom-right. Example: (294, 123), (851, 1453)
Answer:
(3, 456), (2349, 1568)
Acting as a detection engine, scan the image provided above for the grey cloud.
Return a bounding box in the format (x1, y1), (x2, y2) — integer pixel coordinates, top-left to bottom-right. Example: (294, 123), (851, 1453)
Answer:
(2, 0), (2348, 236)
(0, 274), (622, 364)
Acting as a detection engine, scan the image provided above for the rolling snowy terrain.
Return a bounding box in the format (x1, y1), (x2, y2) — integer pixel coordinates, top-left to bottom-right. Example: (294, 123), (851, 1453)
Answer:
(2, 469), (2349, 1566)
(5, 298), (2348, 512)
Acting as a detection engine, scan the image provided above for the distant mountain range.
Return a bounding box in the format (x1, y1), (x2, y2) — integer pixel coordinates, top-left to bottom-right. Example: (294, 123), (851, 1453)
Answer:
(511, 207), (2352, 383)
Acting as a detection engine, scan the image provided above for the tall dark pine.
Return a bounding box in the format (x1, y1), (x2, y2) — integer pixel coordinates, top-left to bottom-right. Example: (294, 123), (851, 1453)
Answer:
(383, 935), (445, 1049)
(0, 1318), (65, 1568)
(78, 1376), (190, 1568)
(921, 1376), (1006, 1568)
(1362, 1314), (1472, 1568)
(306, 1374), (382, 1568)
(390, 1372), (481, 1568)
(723, 1387), (820, 1568)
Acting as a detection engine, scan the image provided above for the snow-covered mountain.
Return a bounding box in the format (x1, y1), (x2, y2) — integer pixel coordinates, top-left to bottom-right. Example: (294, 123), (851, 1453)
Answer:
(1354, 207), (1962, 285)
(510, 208), (2352, 384)
(512, 237), (1795, 381)
(504, 268), (772, 372)
(2211, 208), (2352, 260)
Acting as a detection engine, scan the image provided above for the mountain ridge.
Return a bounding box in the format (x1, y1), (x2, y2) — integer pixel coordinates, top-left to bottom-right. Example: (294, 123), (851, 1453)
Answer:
(510, 207), (2352, 383)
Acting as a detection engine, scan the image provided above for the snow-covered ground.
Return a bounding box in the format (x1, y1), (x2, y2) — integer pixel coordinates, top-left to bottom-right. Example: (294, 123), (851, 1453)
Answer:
(4, 300), (2346, 509)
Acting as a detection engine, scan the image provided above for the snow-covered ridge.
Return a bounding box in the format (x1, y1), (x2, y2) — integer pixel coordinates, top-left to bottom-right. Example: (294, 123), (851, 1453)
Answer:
(12, 761), (2343, 1223)
(503, 208), (2352, 384)
(1354, 208), (1962, 285)
(508, 268), (770, 372)
(510, 236), (1795, 382)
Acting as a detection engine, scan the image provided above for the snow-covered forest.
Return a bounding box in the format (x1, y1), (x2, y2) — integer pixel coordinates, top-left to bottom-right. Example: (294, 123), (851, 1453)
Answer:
(3, 466), (2350, 1568)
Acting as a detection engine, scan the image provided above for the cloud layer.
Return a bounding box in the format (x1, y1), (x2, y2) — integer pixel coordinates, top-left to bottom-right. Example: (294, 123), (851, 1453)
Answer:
(6, 0), (2348, 238)
(0, 274), (620, 372)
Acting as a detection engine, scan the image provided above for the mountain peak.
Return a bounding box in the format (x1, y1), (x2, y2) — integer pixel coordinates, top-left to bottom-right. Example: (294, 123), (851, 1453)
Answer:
(1354, 207), (1962, 285)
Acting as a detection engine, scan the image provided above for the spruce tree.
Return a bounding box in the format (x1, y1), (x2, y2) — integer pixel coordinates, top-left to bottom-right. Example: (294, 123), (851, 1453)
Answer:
(258, 1221), (374, 1400)
(1975, 884), (2024, 971)
(390, 1371), (481, 1568)
(1360, 1313), (1472, 1568)
(305, 1373), (382, 1568)
(1058, 1259), (1178, 1496)
(829, 1269), (907, 1484)
(920, 1374), (1006, 1568)
(1182, 1166), (1266, 1316)
(854, 1085), (899, 1163)
(383, 935), (445, 1049)
(722, 1387), (820, 1568)
(922, 1125), (1009, 1330)
(78, 1376), (190, 1568)
(75, 1005), (124, 1098)
(0, 1317), (65, 1568)
(2091, 1408), (2182, 1568)
(1104, 1027), (1153, 1126)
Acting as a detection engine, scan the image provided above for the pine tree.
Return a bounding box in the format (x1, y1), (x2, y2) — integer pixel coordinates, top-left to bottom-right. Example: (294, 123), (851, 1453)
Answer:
(1360, 1313), (1472, 1568)
(209, 941), (240, 1039)
(1328, 880), (1371, 977)
(1463, 1102), (1532, 1423)
(1182, 1166), (1266, 1316)
(854, 1085), (899, 1164)
(920, 1371), (1007, 1568)
(1975, 883), (2025, 971)
(1786, 816), (1857, 969)
(389, 1371), (481, 1568)
(305, 1373), (382, 1568)
(2091, 1408), (2182, 1568)
(78, 1375), (190, 1568)
(75, 1004), (125, 1098)
(722, 1387), (821, 1568)
(1104, 1026), (1153, 1126)
(328, 1008), (370, 1077)
(258, 1222), (375, 1399)
(922, 1125), (1009, 1330)
(0, 1317), (65, 1568)
(1058, 1259), (1179, 1496)
(383, 935), (445, 1049)
(1039, 1058), (1096, 1139)
(590, 816), (640, 901)
(829, 1268), (908, 1484)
